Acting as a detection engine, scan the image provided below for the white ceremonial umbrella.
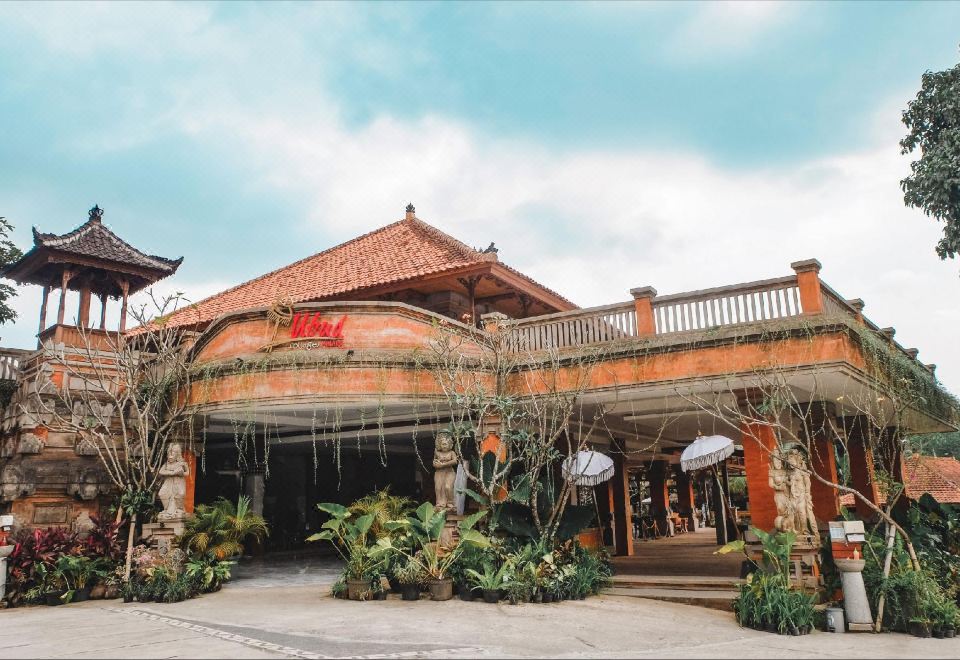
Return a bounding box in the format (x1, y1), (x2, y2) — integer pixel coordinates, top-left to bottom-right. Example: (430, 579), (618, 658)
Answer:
(679, 434), (737, 544)
(680, 434), (735, 472)
(562, 450), (616, 486)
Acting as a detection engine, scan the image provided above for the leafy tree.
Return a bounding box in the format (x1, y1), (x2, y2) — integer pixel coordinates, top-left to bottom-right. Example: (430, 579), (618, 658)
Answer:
(910, 431), (960, 459)
(900, 55), (960, 260)
(0, 217), (23, 324)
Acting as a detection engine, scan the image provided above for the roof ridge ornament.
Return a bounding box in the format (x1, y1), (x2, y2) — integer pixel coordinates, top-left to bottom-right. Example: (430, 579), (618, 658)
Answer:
(88, 205), (103, 223)
(405, 203), (415, 221)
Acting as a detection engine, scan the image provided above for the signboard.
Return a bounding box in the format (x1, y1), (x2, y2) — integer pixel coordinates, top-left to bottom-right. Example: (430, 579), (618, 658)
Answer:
(259, 306), (347, 352)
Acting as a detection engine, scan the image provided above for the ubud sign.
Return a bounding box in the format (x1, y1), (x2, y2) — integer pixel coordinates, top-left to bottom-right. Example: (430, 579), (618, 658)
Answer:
(260, 309), (347, 352)
(289, 312), (346, 345)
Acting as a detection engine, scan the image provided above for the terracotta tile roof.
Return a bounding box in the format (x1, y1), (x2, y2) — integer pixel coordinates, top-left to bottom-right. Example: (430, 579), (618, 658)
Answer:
(159, 214), (573, 329)
(31, 206), (182, 274)
(839, 454), (960, 506)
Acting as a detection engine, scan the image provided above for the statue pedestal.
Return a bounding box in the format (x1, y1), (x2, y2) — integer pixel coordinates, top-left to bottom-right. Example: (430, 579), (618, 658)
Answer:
(142, 519), (186, 555)
(440, 514), (463, 549)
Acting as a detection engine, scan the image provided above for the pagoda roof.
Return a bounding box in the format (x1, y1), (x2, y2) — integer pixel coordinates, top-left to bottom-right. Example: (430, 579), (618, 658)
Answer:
(3, 206), (182, 295)
(158, 210), (575, 330)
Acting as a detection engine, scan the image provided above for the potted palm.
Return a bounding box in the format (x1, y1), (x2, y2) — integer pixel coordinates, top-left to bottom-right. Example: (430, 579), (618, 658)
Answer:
(180, 495), (269, 560)
(372, 503), (489, 601)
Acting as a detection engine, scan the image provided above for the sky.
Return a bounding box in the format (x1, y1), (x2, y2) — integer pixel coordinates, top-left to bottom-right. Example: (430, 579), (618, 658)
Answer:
(0, 1), (958, 394)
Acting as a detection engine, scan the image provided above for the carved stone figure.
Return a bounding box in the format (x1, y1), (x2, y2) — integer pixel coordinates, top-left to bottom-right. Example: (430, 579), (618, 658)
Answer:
(17, 432), (43, 455)
(72, 510), (95, 537)
(157, 443), (189, 521)
(0, 464), (35, 502)
(768, 451), (795, 534)
(68, 468), (102, 501)
(432, 432), (458, 513)
(769, 448), (819, 541)
(75, 434), (99, 456)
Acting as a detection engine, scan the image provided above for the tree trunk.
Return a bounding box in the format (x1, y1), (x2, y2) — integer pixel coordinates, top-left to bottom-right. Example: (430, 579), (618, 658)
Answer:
(123, 511), (138, 582)
(873, 520), (897, 632)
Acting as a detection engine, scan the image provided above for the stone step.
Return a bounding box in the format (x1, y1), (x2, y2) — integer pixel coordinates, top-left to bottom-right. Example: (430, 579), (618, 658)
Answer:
(610, 574), (742, 592)
(604, 586), (738, 612)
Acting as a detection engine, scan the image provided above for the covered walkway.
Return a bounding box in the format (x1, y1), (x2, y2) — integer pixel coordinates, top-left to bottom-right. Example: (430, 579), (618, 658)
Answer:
(611, 528), (743, 578)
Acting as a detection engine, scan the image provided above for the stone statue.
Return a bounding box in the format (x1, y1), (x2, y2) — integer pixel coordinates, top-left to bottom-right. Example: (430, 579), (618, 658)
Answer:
(157, 443), (189, 521)
(788, 448), (820, 542)
(72, 510), (95, 537)
(769, 447), (819, 541)
(432, 432), (458, 513)
(769, 451), (795, 534)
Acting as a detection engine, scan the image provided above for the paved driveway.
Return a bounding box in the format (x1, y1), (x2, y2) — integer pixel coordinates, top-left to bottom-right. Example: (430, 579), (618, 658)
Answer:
(2, 568), (958, 659)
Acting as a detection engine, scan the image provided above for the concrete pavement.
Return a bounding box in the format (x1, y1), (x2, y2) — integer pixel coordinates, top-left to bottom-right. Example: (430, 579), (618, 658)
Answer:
(3, 580), (959, 659)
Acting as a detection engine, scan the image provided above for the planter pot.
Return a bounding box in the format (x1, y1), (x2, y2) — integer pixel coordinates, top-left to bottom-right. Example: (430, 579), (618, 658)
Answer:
(910, 622), (932, 638)
(578, 592), (586, 600)
(933, 628), (945, 639)
(483, 589), (499, 604)
(944, 628), (955, 639)
(73, 587), (91, 603)
(346, 578), (371, 601)
(789, 625), (800, 636)
(123, 594), (134, 603)
(458, 584), (474, 601)
(388, 577), (401, 593)
(374, 591), (388, 601)
(542, 593), (554, 604)
(89, 583), (106, 600)
(44, 591), (66, 606)
(533, 593), (543, 604)
(428, 578), (454, 601)
(400, 584), (420, 601)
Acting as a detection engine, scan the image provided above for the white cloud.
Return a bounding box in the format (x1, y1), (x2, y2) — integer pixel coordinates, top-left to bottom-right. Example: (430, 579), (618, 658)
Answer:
(0, 2), (957, 396)
(665, 1), (798, 60)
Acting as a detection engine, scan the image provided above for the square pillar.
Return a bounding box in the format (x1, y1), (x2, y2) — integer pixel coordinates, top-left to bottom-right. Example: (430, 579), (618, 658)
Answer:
(845, 417), (881, 520)
(674, 465), (696, 531)
(809, 432), (840, 523)
(791, 259), (823, 314)
(630, 286), (657, 336)
(741, 421), (779, 532)
(78, 284), (92, 328)
(610, 445), (634, 556)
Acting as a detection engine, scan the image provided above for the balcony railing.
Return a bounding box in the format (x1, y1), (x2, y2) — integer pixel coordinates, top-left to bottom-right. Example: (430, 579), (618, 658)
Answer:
(651, 276), (801, 334)
(503, 260), (912, 361)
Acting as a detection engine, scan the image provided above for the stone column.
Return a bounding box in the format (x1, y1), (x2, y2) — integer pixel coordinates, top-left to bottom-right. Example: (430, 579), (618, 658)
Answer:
(845, 417), (881, 521)
(674, 465), (696, 532)
(98, 293), (108, 330)
(741, 420), (779, 532)
(244, 469), (266, 517)
(791, 259), (823, 315)
(630, 286), (657, 336)
(610, 441), (633, 556)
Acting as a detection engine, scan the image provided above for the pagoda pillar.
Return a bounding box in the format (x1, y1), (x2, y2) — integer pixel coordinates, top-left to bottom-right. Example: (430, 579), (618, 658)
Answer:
(56, 269), (73, 326)
(98, 293), (108, 330)
(37, 285), (49, 339)
(119, 280), (129, 332)
(78, 283), (92, 328)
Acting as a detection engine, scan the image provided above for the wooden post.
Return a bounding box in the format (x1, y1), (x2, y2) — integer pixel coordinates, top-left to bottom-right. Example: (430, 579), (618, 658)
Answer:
(648, 460), (670, 534)
(56, 269), (72, 326)
(674, 465), (696, 532)
(119, 279), (129, 332)
(78, 283), (92, 328)
(37, 285), (50, 339)
(791, 259), (823, 314)
(98, 293), (108, 330)
(630, 286), (657, 336)
(610, 439), (634, 556)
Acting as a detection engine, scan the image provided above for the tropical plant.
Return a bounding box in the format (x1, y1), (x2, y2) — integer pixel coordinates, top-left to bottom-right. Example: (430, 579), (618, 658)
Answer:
(348, 488), (414, 539)
(465, 561), (512, 592)
(393, 555), (423, 586)
(306, 502), (385, 580)
(185, 554), (233, 593)
(180, 495), (269, 560)
(371, 502), (490, 581)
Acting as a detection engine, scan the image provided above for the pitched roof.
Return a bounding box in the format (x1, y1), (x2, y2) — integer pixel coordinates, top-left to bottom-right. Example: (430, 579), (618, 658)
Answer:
(159, 213), (574, 329)
(839, 454), (960, 505)
(2, 206), (182, 294)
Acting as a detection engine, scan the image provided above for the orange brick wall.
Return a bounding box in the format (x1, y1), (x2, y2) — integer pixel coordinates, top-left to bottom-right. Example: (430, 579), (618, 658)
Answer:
(810, 434), (840, 523)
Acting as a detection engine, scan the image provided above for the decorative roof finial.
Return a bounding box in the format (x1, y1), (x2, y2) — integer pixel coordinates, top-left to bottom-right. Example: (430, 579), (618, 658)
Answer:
(88, 205), (103, 223)
(405, 203), (415, 220)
